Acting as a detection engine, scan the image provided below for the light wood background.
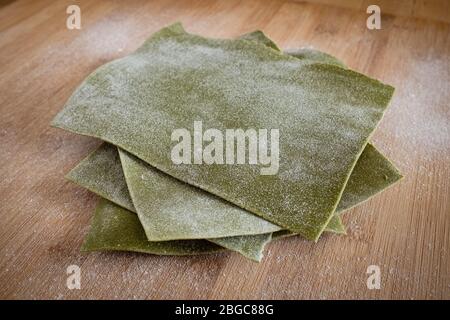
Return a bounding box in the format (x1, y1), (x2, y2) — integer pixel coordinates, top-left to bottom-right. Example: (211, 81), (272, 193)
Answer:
(0, 0), (449, 300)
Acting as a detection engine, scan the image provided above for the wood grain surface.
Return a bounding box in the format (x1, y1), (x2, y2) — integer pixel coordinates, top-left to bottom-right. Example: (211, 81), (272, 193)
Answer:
(0, 0), (449, 299)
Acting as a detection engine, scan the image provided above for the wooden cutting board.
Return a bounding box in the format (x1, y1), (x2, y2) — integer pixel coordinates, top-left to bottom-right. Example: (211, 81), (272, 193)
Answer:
(0, 0), (449, 299)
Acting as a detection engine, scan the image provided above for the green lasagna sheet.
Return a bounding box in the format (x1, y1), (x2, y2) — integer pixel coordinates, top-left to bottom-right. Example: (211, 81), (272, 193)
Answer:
(70, 32), (401, 261)
(53, 23), (394, 240)
(118, 148), (281, 240)
(82, 198), (223, 256)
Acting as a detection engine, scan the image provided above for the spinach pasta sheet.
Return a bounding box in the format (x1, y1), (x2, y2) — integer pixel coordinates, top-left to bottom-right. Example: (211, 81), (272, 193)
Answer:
(70, 38), (402, 259)
(53, 23), (395, 241)
(82, 198), (224, 256)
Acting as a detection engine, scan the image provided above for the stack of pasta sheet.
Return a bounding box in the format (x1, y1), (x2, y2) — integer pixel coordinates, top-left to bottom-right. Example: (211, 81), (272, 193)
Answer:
(52, 23), (402, 262)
